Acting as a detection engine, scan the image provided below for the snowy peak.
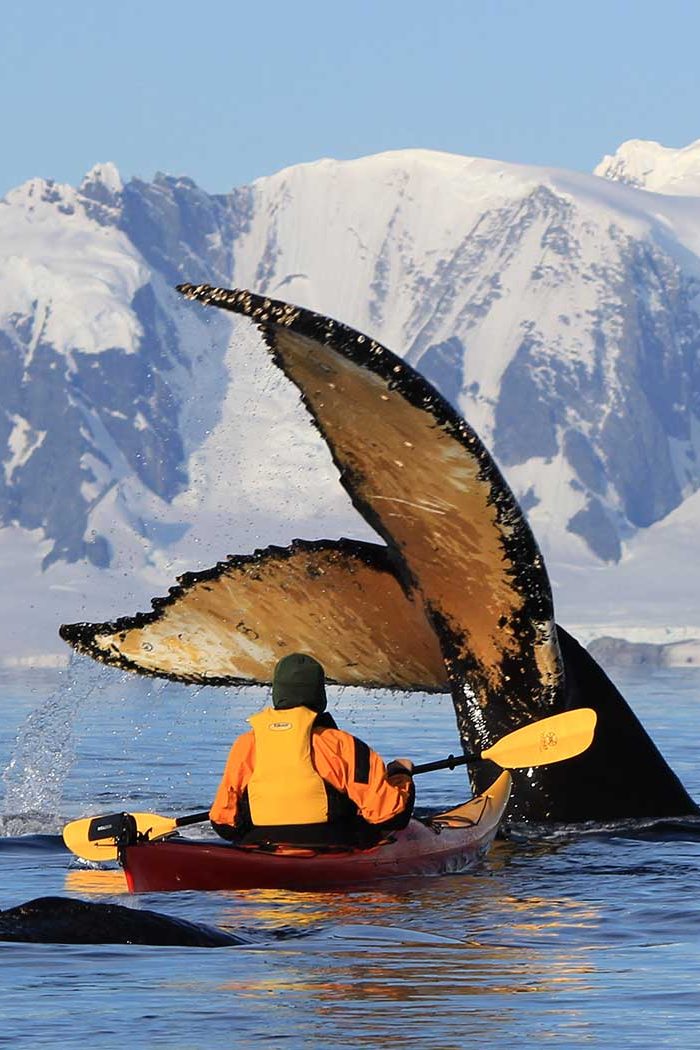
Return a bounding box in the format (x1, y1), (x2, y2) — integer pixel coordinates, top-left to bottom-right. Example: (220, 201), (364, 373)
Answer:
(595, 138), (700, 196)
(80, 162), (123, 205)
(3, 176), (80, 216)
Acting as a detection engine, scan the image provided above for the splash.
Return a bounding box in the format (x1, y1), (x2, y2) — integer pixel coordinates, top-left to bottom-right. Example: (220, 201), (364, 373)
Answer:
(0, 654), (109, 835)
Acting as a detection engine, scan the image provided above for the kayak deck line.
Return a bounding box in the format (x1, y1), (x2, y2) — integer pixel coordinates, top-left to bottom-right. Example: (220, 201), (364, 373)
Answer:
(121, 772), (512, 893)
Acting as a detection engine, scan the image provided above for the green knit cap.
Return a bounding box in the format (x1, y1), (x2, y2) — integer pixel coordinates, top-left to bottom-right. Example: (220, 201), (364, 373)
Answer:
(272, 653), (327, 713)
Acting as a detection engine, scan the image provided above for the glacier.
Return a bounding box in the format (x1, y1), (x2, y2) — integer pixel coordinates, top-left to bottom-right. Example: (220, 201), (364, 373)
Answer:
(0, 142), (699, 663)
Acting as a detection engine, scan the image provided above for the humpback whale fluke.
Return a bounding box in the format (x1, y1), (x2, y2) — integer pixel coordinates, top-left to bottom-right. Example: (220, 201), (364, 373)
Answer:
(60, 284), (697, 823)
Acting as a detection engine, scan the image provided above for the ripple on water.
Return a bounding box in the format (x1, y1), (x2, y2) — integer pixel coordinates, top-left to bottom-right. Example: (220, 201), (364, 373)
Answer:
(0, 667), (698, 1047)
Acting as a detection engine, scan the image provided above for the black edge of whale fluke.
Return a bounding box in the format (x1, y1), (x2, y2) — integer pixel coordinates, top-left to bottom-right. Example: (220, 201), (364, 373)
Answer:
(0, 897), (249, 946)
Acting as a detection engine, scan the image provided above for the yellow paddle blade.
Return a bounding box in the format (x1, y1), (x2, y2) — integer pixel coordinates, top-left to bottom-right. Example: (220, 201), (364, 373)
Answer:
(62, 812), (179, 862)
(481, 708), (597, 769)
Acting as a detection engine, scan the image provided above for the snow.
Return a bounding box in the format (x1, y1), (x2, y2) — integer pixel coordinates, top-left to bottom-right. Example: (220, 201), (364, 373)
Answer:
(0, 177), (148, 357)
(595, 138), (700, 196)
(4, 416), (46, 483)
(170, 318), (378, 552)
(552, 487), (700, 641)
(240, 150), (546, 354)
(80, 162), (123, 197)
(592, 139), (700, 260)
(1, 141), (700, 663)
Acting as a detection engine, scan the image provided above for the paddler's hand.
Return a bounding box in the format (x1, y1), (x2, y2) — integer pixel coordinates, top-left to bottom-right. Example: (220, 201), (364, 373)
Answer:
(387, 758), (414, 778)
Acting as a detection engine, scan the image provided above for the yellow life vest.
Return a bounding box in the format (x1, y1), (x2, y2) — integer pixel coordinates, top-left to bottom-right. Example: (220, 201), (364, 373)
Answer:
(246, 706), (329, 826)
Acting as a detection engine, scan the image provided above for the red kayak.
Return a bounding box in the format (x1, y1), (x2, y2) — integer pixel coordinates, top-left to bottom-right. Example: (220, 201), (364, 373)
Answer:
(122, 772), (511, 892)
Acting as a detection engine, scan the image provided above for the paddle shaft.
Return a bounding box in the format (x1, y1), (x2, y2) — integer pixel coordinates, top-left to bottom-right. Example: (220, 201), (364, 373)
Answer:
(411, 754), (475, 776)
(174, 811), (211, 828)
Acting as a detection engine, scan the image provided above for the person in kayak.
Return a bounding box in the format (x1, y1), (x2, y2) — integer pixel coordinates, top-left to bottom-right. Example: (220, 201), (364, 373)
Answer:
(210, 652), (415, 847)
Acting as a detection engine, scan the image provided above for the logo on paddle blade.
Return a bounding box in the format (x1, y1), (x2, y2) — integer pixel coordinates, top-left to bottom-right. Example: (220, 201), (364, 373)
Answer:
(540, 731), (558, 750)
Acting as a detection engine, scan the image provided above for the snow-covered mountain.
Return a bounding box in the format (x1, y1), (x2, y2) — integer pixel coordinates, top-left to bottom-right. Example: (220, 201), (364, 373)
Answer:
(1, 141), (699, 662)
(594, 138), (700, 195)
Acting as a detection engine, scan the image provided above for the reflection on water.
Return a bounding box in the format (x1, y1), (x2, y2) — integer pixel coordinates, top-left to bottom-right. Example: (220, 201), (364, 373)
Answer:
(217, 871), (603, 944)
(0, 666), (699, 1048)
(209, 935), (599, 1048)
(64, 867), (128, 896)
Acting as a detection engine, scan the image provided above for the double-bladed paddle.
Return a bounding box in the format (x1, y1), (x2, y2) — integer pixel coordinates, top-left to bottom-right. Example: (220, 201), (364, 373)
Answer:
(63, 707), (596, 862)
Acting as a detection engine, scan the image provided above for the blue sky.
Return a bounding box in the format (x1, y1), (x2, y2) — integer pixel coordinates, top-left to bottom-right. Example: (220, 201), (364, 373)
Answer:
(2, 0), (699, 198)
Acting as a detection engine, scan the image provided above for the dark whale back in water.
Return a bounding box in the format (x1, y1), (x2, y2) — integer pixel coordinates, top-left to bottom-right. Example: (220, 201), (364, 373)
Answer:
(60, 286), (698, 823)
(0, 897), (246, 946)
(533, 627), (696, 821)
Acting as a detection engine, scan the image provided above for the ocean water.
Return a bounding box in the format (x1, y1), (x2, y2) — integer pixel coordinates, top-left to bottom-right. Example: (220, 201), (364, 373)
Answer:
(0, 661), (698, 1048)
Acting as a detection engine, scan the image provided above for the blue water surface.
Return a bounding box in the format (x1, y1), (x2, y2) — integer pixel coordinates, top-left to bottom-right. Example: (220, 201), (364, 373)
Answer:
(0, 661), (698, 1048)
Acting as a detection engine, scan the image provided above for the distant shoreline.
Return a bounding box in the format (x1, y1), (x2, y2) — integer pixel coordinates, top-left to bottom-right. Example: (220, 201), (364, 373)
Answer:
(586, 636), (700, 668)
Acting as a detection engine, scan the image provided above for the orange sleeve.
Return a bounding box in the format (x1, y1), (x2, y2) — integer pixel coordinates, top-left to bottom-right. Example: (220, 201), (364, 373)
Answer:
(311, 729), (413, 825)
(209, 731), (256, 826)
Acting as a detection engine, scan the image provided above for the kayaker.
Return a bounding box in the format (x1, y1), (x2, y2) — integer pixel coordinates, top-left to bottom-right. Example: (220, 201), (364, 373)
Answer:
(210, 652), (415, 847)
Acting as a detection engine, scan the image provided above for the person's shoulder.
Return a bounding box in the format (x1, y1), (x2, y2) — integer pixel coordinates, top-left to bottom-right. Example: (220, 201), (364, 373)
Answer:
(313, 722), (371, 751)
(230, 728), (255, 750)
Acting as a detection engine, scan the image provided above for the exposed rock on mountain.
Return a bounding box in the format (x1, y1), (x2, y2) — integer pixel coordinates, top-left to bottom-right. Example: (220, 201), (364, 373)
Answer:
(1, 141), (699, 658)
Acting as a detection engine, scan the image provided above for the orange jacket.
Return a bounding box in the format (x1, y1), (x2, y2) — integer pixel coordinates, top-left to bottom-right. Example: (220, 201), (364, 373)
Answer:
(210, 711), (413, 830)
